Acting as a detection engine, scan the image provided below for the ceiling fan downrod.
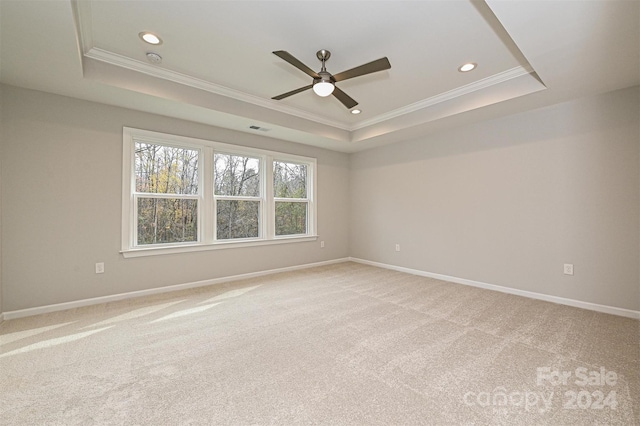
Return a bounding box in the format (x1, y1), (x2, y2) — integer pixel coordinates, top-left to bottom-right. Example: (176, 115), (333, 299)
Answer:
(316, 49), (331, 72)
(313, 49), (334, 97)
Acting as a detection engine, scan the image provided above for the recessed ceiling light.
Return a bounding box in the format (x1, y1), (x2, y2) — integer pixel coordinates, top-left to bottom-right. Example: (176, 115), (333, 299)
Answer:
(351, 109), (361, 115)
(139, 32), (162, 45)
(458, 63), (477, 72)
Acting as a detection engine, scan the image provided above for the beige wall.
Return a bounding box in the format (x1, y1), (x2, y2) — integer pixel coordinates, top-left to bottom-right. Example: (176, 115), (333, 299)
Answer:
(0, 85), (350, 312)
(0, 84), (3, 315)
(2, 84), (639, 314)
(350, 86), (640, 311)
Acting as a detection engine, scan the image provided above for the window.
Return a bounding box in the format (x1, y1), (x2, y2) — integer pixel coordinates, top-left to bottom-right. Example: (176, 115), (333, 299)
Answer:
(122, 128), (316, 257)
(134, 142), (200, 245)
(214, 153), (261, 240)
(274, 161), (308, 236)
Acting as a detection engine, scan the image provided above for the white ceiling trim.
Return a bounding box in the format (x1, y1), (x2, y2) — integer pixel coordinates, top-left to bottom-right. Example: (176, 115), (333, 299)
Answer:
(83, 47), (351, 131)
(72, 0), (348, 131)
(352, 65), (536, 130)
(71, 0), (548, 143)
(74, 0), (542, 136)
(85, 46), (538, 136)
(71, 0), (92, 54)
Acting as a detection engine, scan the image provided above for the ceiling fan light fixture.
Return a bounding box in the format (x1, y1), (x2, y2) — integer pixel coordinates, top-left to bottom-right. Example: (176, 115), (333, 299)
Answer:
(313, 69), (335, 97)
(313, 81), (334, 97)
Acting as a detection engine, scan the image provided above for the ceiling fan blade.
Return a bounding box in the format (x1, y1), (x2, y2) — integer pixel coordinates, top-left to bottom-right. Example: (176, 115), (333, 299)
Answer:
(332, 86), (358, 109)
(273, 51), (319, 79)
(332, 57), (391, 82)
(272, 84), (313, 100)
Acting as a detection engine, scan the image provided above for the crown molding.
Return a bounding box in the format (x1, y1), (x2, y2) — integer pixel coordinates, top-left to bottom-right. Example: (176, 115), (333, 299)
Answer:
(351, 65), (535, 130)
(71, 0), (93, 54)
(73, 0), (538, 137)
(85, 45), (536, 135)
(84, 47), (351, 131)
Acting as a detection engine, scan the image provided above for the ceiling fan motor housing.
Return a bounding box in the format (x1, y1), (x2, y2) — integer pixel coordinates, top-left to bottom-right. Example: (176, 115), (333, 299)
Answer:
(314, 71), (335, 85)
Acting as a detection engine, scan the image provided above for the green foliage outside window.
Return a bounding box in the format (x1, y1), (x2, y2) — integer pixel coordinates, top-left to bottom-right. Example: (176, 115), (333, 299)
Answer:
(216, 200), (259, 239)
(274, 161), (307, 235)
(137, 198), (197, 244)
(135, 142), (199, 245)
(214, 153), (261, 240)
(131, 140), (312, 245)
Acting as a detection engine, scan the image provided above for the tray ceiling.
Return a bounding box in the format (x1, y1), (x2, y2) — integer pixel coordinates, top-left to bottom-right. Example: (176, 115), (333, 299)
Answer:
(1, 1), (637, 152)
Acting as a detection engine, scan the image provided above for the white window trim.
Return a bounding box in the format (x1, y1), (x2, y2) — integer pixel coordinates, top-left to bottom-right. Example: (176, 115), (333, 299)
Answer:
(121, 127), (317, 258)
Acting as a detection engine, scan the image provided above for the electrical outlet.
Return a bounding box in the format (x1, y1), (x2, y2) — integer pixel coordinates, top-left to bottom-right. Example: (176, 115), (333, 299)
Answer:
(395, 244), (400, 252)
(320, 241), (325, 248)
(563, 264), (574, 275)
(95, 262), (105, 274)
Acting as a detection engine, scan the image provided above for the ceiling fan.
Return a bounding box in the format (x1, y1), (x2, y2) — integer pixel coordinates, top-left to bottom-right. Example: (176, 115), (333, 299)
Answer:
(272, 50), (391, 109)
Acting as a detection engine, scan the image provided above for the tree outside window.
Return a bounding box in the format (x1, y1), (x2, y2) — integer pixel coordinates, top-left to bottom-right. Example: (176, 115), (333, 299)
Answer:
(135, 142), (199, 245)
(214, 153), (261, 240)
(274, 161), (307, 236)
(122, 127), (316, 255)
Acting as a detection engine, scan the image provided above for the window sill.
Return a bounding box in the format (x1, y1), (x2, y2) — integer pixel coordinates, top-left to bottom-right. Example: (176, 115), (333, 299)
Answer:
(121, 235), (318, 258)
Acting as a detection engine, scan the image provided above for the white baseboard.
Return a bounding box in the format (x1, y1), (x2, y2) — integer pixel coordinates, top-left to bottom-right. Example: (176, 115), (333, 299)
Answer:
(3, 257), (637, 321)
(1, 258), (350, 321)
(349, 257), (640, 320)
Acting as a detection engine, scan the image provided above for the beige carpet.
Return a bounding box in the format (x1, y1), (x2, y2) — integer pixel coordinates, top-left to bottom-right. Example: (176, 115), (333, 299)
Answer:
(1, 262), (638, 425)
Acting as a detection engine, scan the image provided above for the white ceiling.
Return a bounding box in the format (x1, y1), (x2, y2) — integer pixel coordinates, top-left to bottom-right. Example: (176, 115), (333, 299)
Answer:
(1, 0), (638, 153)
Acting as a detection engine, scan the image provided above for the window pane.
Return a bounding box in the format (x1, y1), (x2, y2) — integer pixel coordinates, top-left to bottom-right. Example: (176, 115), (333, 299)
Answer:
(135, 142), (198, 194)
(214, 153), (260, 196)
(274, 161), (307, 198)
(275, 201), (307, 236)
(137, 198), (198, 245)
(216, 200), (260, 240)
